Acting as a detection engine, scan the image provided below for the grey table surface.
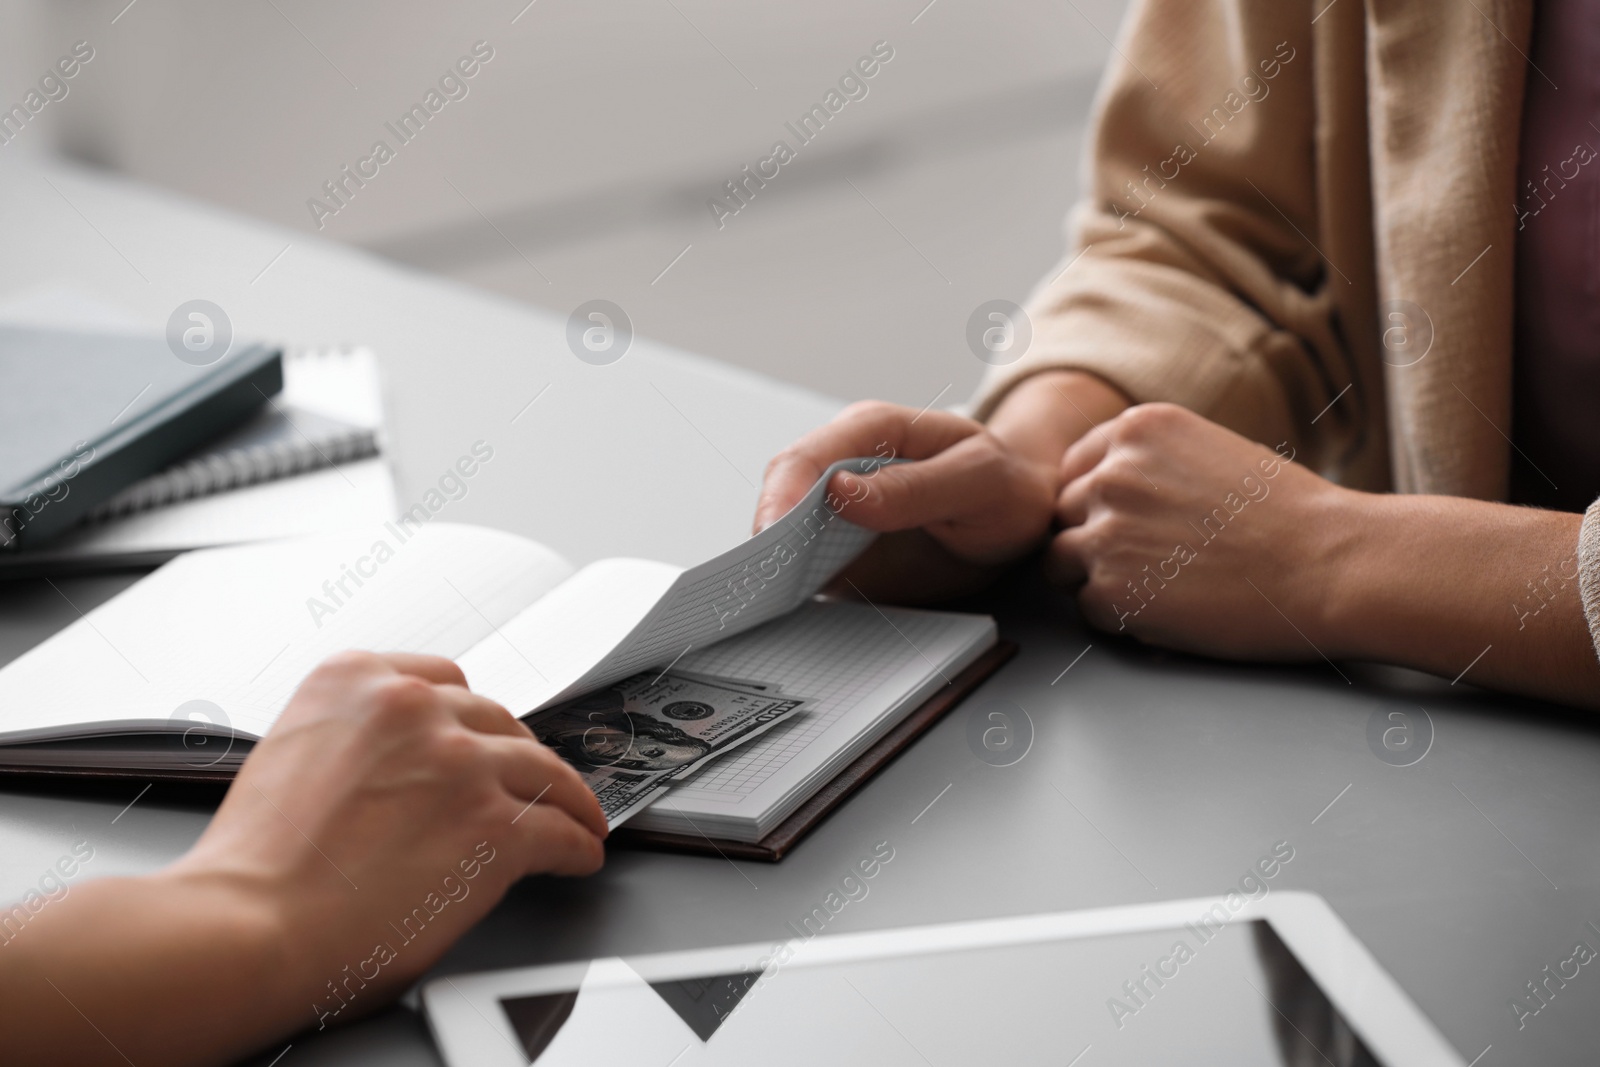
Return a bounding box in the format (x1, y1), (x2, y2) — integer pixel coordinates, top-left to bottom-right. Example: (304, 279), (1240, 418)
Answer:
(2, 157), (1599, 1066)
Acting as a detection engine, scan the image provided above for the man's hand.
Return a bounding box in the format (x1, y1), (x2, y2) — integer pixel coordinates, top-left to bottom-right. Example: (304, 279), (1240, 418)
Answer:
(1048, 403), (1349, 658)
(179, 651), (607, 1010)
(754, 371), (1130, 600)
(757, 402), (1057, 564)
(1047, 402), (1600, 708)
(2, 652), (606, 1067)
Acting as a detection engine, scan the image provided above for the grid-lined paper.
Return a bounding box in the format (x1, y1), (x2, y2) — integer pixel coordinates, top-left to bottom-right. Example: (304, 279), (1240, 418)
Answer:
(563, 464), (879, 690)
(654, 600), (989, 802)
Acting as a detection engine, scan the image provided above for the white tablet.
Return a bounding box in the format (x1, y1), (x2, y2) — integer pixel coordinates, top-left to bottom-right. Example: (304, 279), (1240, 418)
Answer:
(422, 891), (1464, 1066)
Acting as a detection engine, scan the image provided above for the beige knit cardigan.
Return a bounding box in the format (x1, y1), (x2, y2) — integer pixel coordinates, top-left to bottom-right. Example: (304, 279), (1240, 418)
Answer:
(971, 0), (1600, 658)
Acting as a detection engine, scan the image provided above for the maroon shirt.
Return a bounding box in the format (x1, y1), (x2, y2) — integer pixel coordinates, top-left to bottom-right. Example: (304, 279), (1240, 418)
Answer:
(1511, 0), (1600, 510)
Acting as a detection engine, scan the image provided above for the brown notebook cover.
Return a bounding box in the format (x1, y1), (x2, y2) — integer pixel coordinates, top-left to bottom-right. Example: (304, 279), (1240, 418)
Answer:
(611, 639), (1018, 863)
(0, 760), (235, 789)
(0, 641), (1018, 862)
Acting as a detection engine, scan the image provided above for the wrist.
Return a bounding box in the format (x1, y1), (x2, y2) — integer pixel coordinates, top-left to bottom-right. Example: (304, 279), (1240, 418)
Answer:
(147, 861), (304, 1021)
(1311, 488), (1411, 661)
(986, 369), (1131, 469)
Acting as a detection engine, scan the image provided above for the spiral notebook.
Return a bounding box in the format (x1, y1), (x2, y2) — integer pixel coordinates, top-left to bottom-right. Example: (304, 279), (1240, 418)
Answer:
(84, 403), (377, 521)
(0, 348), (395, 576)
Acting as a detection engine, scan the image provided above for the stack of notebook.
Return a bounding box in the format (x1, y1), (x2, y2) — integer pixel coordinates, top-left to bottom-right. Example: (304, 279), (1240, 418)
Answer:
(86, 399), (377, 522)
(0, 343), (395, 575)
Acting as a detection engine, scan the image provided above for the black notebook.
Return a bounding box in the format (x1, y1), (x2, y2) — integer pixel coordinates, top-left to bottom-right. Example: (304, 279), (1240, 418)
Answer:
(0, 325), (282, 550)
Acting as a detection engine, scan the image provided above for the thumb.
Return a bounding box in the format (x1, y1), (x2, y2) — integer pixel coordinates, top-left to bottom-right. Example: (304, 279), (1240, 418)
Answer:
(827, 440), (999, 532)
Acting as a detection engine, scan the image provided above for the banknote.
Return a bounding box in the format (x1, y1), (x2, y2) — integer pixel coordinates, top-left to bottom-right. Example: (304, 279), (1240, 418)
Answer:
(525, 670), (810, 828)
(668, 670), (775, 693)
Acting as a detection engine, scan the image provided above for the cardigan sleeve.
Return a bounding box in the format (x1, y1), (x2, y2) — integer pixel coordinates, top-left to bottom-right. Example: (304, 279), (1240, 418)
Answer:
(971, 0), (1358, 470)
(1578, 499), (1600, 665)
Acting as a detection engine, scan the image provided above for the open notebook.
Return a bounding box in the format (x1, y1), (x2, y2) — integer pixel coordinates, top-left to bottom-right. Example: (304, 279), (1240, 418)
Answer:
(0, 459), (998, 845)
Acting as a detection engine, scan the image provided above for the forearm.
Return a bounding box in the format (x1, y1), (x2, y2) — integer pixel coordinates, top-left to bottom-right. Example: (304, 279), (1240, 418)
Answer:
(0, 653), (606, 1067)
(0, 869), (299, 1067)
(1321, 492), (1600, 708)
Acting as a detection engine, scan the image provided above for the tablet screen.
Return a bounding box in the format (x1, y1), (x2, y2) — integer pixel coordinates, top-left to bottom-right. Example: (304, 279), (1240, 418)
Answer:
(496, 918), (1382, 1065)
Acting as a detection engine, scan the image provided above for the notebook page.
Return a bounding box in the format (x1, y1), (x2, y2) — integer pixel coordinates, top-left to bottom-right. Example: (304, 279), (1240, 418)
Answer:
(456, 557), (684, 714)
(516, 457), (890, 709)
(629, 600), (995, 838)
(0, 523), (572, 743)
(454, 458), (891, 714)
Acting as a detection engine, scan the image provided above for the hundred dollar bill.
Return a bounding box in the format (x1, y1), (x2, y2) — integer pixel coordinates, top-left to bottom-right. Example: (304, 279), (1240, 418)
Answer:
(525, 670), (809, 828)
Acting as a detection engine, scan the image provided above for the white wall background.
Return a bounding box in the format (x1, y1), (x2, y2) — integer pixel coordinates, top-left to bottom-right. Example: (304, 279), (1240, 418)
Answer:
(2, 0), (1127, 406)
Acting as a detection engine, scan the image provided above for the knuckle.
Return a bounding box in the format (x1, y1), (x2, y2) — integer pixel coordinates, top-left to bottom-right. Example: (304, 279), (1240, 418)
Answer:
(514, 746), (564, 789)
(368, 675), (436, 721)
(1113, 407), (1154, 439)
(1075, 470), (1115, 513)
(1078, 514), (1117, 559)
(967, 432), (1010, 469)
(763, 447), (800, 478)
(499, 707), (529, 737)
(533, 740), (577, 777)
(317, 649), (384, 678)
(427, 728), (486, 780)
(425, 656), (469, 687)
(1080, 560), (1134, 611)
(474, 696), (519, 730)
(1095, 459), (1140, 500)
(839, 399), (900, 424)
(1114, 404), (1159, 437)
(1118, 402), (1185, 438)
